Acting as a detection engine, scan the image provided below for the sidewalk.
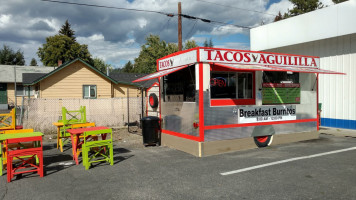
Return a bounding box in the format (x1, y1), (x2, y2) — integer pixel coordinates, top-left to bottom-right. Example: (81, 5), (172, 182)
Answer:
(319, 127), (356, 138)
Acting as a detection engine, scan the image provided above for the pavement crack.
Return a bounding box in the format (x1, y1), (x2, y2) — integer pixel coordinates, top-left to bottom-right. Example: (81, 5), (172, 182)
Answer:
(1, 184), (8, 200)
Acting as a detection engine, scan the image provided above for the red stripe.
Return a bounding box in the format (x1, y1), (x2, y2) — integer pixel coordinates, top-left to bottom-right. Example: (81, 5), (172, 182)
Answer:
(199, 62), (204, 142)
(204, 118), (318, 130)
(211, 99), (255, 106)
(317, 74), (319, 131)
(162, 129), (201, 141)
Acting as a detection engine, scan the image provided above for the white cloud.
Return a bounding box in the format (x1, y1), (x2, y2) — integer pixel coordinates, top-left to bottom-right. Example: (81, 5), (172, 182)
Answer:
(216, 42), (250, 50)
(0, 14), (11, 28)
(77, 34), (140, 67)
(211, 25), (244, 36)
(1, 0), (300, 67)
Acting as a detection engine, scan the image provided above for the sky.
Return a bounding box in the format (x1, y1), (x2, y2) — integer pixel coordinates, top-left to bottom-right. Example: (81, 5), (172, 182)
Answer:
(0, 0), (334, 68)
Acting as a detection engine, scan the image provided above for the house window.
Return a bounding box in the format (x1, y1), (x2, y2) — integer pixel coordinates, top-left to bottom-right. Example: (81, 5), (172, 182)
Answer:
(83, 85), (97, 99)
(210, 71), (255, 106)
(16, 85), (34, 96)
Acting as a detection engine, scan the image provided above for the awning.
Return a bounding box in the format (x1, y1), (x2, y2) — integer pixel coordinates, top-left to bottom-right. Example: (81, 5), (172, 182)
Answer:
(269, 66), (346, 75)
(213, 63), (345, 75)
(212, 63), (285, 72)
(133, 65), (188, 82)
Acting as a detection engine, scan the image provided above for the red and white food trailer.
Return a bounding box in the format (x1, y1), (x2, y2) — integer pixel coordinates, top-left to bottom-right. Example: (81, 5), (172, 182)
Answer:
(134, 47), (345, 157)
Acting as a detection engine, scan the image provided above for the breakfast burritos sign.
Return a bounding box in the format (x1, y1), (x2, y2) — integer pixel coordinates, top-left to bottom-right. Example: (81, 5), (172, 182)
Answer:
(158, 48), (320, 71)
(238, 105), (297, 124)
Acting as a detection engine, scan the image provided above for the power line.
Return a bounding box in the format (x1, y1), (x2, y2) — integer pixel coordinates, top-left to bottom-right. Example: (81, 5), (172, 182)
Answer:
(41, 0), (168, 15)
(184, 19), (198, 40)
(41, 0), (250, 29)
(192, 0), (278, 17)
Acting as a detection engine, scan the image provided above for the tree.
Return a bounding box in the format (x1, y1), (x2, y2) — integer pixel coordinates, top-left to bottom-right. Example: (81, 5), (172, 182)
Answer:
(203, 39), (209, 47)
(93, 57), (112, 74)
(30, 58), (37, 66)
(332, 0), (348, 3)
(274, 11), (284, 22)
(121, 61), (134, 73)
(133, 34), (178, 73)
(59, 20), (76, 41)
(208, 38), (214, 47)
(285, 0), (324, 18)
(0, 45), (25, 65)
(37, 35), (93, 66)
(203, 38), (214, 47)
(184, 40), (198, 50)
(275, 0), (324, 21)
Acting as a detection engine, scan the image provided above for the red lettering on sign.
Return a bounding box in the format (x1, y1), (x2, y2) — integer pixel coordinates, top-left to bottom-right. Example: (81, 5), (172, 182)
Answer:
(259, 54), (267, 64)
(224, 51), (233, 62)
(243, 53), (251, 62)
(310, 58), (317, 67)
(214, 50), (224, 61)
(267, 55), (275, 64)
(233, 52), (243, 62)
(204, 49), (214, 60)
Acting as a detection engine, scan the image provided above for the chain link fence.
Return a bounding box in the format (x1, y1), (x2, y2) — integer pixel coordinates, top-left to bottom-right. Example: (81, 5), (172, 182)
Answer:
(22, 97), (146, 135)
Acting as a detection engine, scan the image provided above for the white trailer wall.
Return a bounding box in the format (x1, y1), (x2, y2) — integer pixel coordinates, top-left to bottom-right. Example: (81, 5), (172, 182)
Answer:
(255, 34), (356, 129)
(250, 1), (356, 129)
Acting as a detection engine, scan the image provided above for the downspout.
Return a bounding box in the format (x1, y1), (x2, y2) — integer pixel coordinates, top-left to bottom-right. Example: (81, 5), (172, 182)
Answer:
(141, 87), (144, 119)
(127, 87), (129, 132)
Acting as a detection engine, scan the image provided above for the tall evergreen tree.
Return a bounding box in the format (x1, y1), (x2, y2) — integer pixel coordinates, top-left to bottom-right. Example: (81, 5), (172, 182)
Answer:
(122, 61), (134, 73)
(59, 20), (76, 41)
(203, 39), (209, 47)
(37, 35), (93, 66)
(0, 45), (25, 65)
(30, 58), (37, 66)
(274, 11), (284, 22)
(208, 38), (214, 48)
(203, 38), (213, 47)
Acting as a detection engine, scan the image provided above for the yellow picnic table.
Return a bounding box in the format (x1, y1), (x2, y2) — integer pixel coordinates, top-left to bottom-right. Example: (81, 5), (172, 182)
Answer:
(52, 122), (95, 152)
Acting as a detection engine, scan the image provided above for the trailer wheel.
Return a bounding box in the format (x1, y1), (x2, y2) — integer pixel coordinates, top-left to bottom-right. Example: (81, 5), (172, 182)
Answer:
(149, 93), (158, 108)
(254, 135), (273, 147)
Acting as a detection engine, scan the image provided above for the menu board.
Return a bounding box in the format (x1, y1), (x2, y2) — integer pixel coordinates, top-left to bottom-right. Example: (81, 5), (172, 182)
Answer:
(262, 83), (300, 104)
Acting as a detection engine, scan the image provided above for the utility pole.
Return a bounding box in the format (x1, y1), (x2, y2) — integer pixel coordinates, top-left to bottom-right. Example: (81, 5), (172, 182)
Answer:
(178, 2), (182, 51)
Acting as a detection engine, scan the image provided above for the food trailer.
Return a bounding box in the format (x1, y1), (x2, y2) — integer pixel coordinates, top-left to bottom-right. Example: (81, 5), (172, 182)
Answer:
(134, 47), (345, 157)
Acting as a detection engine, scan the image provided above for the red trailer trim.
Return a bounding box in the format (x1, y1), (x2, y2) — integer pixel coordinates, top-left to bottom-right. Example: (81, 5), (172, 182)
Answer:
(199, 62), (205, 142)
(162, 129), (201, 141)
(204, 118), (318, 130)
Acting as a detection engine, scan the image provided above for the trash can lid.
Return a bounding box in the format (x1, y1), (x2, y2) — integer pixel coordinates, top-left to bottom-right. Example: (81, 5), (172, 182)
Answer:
(141, 116), (160, 121)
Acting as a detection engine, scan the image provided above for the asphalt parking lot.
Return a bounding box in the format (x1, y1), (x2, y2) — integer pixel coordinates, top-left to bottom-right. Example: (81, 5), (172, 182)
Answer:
(1, 130), (356, 200)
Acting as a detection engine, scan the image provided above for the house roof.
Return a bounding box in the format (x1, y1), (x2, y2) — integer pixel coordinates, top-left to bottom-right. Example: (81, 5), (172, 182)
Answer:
(23, 58), (140, 87)
(109, 72), (158, 89)
(22, 73), (48, 85)
(0, 65), (55, 83)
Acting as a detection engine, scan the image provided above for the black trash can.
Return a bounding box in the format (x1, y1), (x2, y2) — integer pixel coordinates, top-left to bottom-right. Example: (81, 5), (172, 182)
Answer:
(141, 116), (160, 146)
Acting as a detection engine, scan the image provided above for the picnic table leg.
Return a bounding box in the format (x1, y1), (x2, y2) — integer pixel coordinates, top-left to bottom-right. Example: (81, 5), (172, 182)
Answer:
(56, 126), (60, 150)
(0, 142), (3, 176)
(71, 134), (80, 165)
(70, 134), (76, 163)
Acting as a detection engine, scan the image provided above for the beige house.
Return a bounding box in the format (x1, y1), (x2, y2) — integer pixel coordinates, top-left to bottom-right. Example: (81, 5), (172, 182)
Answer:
(23, 58), (156, 99)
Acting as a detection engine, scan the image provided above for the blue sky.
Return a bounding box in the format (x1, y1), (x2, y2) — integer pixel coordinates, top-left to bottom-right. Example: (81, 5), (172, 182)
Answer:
(0, 0), (333, 68)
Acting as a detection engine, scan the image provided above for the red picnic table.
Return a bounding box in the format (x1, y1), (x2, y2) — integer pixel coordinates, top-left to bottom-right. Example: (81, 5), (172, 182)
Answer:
(66, 126), (109, 165)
